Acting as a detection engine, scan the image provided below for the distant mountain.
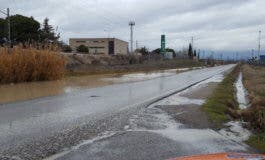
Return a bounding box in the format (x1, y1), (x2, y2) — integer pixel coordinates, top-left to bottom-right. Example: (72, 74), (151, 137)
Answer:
(200, 50), (265, 60)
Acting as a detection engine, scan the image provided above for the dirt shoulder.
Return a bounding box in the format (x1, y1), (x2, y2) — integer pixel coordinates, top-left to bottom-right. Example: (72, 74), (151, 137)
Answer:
(158, 82), (218, 129)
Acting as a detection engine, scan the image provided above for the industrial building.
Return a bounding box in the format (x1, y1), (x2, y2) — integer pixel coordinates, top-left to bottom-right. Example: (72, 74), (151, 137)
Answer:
(69, 38), (128, 55)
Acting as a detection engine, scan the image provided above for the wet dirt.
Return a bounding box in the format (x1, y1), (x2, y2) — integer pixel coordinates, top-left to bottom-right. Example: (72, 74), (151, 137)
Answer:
(159, 82), (218, 129)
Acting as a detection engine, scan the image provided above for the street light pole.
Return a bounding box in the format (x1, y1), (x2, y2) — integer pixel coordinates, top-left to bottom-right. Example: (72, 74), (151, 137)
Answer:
(7, 8), (11, 49)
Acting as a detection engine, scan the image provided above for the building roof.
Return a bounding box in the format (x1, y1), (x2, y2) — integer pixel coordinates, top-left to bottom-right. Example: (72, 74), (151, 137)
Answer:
(69, 38), (128, 43)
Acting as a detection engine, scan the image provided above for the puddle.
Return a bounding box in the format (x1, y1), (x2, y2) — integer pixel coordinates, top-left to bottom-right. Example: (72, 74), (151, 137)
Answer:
(149, 74), (225, 107)
(0, 68), (196, 104)
(0, 75), (113, 104)
(124, 75), (251, 153)
(219, 121), (251, 142)
(152, 94), (205, 106)
(103, 72), (174, 83)
(126, 104), (250, 153)
(235, 72), (250, 109)
(102, 67), (203, 83)
(43, 70), (253, 160)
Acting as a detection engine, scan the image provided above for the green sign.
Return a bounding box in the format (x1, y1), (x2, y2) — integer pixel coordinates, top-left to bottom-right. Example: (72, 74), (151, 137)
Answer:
(161, 35), (166, 55)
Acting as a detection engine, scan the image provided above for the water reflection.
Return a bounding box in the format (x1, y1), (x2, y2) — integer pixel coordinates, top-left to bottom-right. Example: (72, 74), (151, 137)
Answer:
(0, 68), (190, 104)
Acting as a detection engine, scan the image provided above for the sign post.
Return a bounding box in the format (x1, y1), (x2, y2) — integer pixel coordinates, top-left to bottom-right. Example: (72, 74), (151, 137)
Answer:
(161, 35), (166, 57)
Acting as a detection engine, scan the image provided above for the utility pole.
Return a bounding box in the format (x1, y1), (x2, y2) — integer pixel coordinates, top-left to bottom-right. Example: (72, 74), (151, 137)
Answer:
(258, 30), (261, 58)
(129, 21), (135, 54)
(7, 8), (11, 49)
(0, 8), (11, 52)
(191, 36), (194, 49)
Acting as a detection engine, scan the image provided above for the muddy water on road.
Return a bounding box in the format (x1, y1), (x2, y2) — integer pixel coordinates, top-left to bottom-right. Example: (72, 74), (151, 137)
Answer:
(0, 68), (191, 104)
(50, 73), (255, 160)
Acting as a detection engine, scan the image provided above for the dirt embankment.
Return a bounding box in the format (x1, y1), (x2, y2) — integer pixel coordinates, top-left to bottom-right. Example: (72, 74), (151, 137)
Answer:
(241, 65), (265, 152)
(241, 65), (265, 132)
(63, 53), (204, 76)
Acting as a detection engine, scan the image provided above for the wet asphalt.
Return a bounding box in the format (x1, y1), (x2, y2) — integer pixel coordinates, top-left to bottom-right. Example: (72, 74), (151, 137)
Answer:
(0, 65), (238, 160)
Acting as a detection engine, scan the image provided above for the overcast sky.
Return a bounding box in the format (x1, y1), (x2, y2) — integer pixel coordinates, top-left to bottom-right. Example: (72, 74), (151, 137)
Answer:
(1, 0), (265, 55)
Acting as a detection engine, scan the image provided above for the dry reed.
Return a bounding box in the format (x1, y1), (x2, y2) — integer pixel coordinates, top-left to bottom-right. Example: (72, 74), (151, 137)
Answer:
(242, 65), (265, 132)
(0, 46), (65, 84)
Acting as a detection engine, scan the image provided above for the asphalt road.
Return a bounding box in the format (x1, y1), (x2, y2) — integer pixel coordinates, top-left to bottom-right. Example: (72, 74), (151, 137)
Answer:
(0, 65), (236, 160)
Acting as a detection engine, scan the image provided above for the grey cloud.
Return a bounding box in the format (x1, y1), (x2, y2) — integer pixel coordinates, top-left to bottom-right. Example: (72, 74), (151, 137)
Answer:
(1, 0), (264, 54)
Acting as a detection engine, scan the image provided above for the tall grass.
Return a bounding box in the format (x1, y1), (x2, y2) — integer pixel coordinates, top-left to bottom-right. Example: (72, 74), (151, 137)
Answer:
(242, 65), (265, 153)
(242, 65), (265, 132)
(0, 47), (65, 84)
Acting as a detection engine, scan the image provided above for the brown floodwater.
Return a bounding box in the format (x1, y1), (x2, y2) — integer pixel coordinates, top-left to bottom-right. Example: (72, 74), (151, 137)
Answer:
(0, 74), (117, 104)
(0, 67), (201, 104)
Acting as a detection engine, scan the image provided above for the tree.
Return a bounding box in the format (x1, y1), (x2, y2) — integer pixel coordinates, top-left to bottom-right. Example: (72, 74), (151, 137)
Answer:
(152, 48), (161, 54)
(193, 50), (197, 57)
(62, 45), (72, 53)
(0, 18), (6, 38)
(188, 43), (193, 59)
(136, 46), (149, 55)
(8, 15), (41, 44)
(40, 18), (59, 42)
(165, 48), (175, 54)
(0, 18), (6, 46)
(151, 48), (175, 54)
(77, 45), (89, 53)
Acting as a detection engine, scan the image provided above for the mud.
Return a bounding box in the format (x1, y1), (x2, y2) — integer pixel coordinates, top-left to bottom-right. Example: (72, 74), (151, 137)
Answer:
(158, 83), (218, 129)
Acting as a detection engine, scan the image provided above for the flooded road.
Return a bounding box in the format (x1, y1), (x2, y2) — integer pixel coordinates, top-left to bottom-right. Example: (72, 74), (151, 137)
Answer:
(0, 65), (238, 159)
(49, 70), (255, 160)
(0, 67), (199, 104)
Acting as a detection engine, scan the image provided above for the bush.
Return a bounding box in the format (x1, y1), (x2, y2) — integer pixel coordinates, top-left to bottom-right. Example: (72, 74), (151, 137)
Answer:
(0, 47), (65, 84)
(246, 133), (265, 153)
(77, 45), (89, 53)
(62, 45), (72, 53)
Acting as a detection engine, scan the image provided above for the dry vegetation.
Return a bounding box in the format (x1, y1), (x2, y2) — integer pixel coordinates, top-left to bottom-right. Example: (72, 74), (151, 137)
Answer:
(242, 65), (265, 132)
(241, 65), (265, 152)
(66, 58), (204, 76)
(0, 47), (66, 84)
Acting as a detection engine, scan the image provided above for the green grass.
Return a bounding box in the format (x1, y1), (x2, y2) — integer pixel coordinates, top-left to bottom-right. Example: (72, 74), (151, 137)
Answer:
(246, 134), (265, 153)
(202, 65), (239, 128)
